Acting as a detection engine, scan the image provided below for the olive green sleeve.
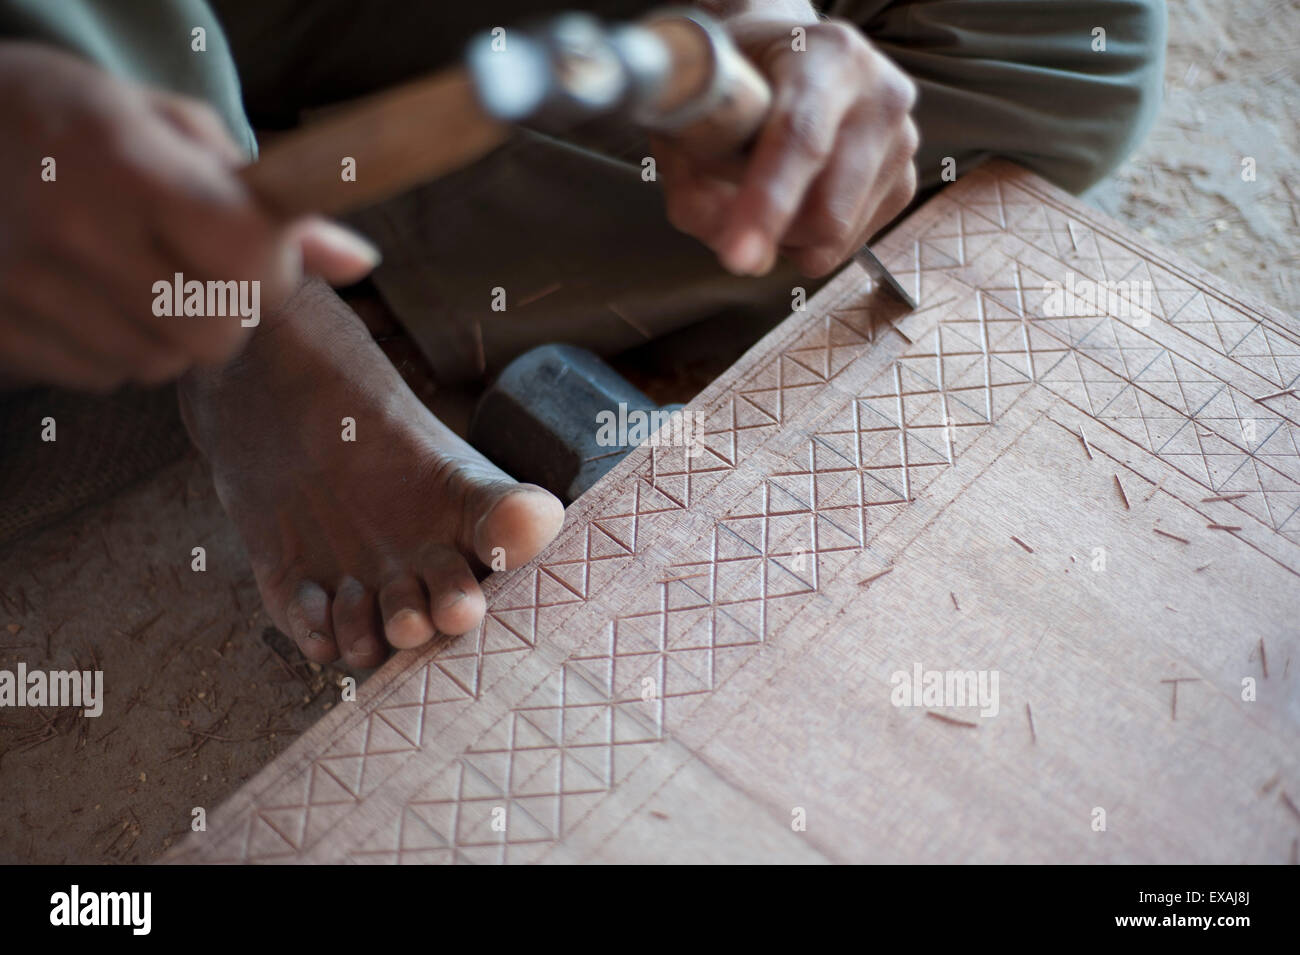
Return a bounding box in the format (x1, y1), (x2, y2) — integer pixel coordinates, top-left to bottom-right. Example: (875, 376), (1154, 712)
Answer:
(0, 0), (257, 158)
(830, 0), (1167, 193)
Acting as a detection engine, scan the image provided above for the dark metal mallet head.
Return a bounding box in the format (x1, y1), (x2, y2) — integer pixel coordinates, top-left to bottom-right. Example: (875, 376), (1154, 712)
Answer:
(469, 344), (683, 503)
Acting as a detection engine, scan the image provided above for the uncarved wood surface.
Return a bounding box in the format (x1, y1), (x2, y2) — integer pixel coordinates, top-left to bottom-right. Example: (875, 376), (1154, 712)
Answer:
(170, 162), (1300, 864)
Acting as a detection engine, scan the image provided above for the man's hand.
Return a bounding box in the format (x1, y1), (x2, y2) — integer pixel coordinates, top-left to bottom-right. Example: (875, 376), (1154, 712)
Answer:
(655, 10), (918, 279)
(0, 42), (380, 392)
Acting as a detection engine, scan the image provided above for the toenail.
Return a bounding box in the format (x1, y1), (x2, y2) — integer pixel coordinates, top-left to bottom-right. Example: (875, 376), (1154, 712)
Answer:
(437, 589), (467, 609)
(351, 636), (380, 660)
(389, 609), (420, 625)
(307, 630), (329, 642)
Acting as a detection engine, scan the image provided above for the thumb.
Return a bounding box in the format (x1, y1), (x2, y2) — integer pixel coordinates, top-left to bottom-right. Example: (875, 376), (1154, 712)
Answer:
(293, 217), (382, 286)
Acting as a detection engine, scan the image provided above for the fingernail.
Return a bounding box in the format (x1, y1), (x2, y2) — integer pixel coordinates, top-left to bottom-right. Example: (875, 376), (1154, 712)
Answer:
(314, 220), (382, 267)
(725, 231), (768, 276)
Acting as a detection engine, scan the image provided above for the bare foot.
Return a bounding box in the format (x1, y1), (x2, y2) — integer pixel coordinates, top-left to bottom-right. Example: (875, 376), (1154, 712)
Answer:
(179, 279), (564, 666)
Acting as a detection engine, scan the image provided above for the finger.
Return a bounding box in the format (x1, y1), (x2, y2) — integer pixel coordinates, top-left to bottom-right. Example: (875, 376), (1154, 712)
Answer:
(785, 127), (920, 276)
(862, 159), (918, 238)
(52, 257), (192, 384)
(144, 89), (247, 166)
(147, 93), (378, 291)
(714, 65), (857, 276)
(785, 157), (917, 279)
(0, 310), (122, 392)
(52, 212), (248, 364)
(780, 105), (913, 276)
(782, 106), (919, 277)
(150, 188), (302, 318)
(3, 254), (186, 385)
(783, 163), (917, 278)
(133, 125), (305, 313)
(777, 109), (886, 271)
(654, 139), (737, 246)
(294, 217), (382, 287)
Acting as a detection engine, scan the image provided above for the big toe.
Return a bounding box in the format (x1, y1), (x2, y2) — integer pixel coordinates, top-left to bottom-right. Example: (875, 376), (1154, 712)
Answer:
(473, 484), (565, 570)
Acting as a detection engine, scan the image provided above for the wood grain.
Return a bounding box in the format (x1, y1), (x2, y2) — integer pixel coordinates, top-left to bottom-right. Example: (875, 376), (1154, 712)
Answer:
(170, 162), (1300, 864)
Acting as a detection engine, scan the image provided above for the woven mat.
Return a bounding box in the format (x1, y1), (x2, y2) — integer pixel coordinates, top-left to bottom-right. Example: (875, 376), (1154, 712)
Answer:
(0, 386), (191, 548)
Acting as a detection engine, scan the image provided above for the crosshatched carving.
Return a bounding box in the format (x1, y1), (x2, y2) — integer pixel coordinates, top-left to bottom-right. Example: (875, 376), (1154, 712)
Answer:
(170, 162), (1300, 865)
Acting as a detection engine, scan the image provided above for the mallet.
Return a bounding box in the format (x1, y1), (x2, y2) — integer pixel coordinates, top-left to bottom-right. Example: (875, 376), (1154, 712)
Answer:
(238, 7), (915, 307)
(240, 9), (771, 218)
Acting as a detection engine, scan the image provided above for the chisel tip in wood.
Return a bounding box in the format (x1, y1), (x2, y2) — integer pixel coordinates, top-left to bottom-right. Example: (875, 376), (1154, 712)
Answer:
(854, 245), (917, 310)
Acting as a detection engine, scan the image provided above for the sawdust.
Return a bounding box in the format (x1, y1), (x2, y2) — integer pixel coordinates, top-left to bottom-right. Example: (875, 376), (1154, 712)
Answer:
(1087, 0), (1300, 316)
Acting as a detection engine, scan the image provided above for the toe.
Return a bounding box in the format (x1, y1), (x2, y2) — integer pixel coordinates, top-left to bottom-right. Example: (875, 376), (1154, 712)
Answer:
(286, 579), (339, 663)
(472, 484), (565, 570)
(332, 577), (386, 668)
(422, 549), (487, 636)
(378, 575), (436, 649)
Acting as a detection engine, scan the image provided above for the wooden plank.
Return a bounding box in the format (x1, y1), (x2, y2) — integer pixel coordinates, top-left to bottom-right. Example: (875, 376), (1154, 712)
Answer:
(169, 161), (1300, 864)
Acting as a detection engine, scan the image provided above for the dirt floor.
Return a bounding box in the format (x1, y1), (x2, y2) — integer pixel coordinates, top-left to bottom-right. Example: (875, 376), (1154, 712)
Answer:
(1088, 0), (1299, 318)
(1, 0), (1296, 862)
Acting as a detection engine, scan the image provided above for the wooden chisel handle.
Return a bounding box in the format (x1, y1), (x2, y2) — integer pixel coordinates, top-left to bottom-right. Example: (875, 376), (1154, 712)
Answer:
(238, 9), (773, 221)
(239, 69), (509, 220)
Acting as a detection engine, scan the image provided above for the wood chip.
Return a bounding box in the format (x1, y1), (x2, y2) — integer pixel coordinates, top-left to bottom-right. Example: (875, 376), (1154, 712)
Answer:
(1010, 536), (1034, 554)
(926, 711), (978, 729)
(1282, 791), (1300, 823)
(658, 570), (710, 584)
(857, 567), (894, 587)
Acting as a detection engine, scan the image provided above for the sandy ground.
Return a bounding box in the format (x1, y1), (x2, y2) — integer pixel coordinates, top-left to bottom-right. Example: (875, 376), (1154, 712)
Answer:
(0, 0), (1296, 862)
(1088, 0), (1299, 318)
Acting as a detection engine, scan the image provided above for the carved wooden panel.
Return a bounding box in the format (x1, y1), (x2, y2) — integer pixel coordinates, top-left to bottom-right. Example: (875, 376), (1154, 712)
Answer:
(170, 162), (1300, 864)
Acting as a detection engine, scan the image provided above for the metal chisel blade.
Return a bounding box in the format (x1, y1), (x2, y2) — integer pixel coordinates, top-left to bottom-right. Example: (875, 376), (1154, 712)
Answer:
(854, 245), (917, 311)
